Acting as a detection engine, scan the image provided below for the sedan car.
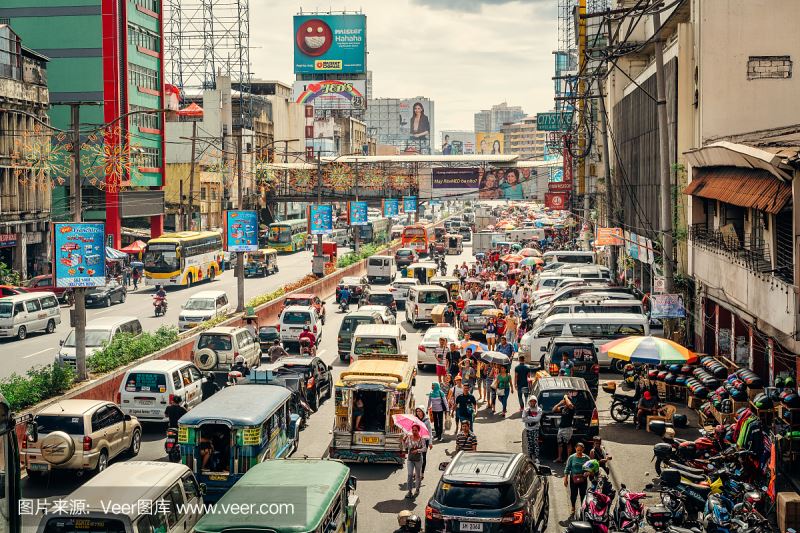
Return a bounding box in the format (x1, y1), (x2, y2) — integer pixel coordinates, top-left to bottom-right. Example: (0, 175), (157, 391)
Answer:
(417, 326), (463, 369)
(358, 305), (396, 325)
(389, 278), (420, 310)
(268, 356), (333, 411)
(336, 276), (369, 303)
(460, 300), (498, 335)
(359, 288), (397, 314)
(84, 281), (127, 307)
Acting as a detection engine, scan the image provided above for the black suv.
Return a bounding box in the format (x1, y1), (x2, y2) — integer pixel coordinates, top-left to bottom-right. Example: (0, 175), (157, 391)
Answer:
(530, 377), (599, 445)
(538, 336), (600, 396)
(269, 356), (333, 411)
(425, 451), (550, 533)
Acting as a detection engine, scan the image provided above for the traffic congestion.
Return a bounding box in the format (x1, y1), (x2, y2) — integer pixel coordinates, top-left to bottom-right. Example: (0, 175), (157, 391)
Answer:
(0, 201), (775, 533)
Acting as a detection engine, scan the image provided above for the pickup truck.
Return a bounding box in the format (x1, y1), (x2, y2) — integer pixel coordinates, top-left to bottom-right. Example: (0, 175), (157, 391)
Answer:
(24, 275), (72, 304)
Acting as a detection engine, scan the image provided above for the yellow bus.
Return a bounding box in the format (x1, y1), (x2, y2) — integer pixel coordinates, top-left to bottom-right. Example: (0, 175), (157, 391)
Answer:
(267, 219), (308, 253)
(143, 231), (223, 288)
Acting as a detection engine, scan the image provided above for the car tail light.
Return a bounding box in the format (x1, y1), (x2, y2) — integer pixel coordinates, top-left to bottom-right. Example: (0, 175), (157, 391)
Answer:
(313, 325), (317, 334)
(591, 408), (599, 427)
(115, 391), (121, 404)
(548, 363), (559, 375)
(83, 436), (92, 452)
(306, 377), (315, 389)
(276, 324), (281, 331)
(418, 345), (426, 353)
(233, 351), (239, 358)
(425, 505), (442, 520)
(592, 364), (600, 374)
(21, 435), (28, 448)
(501, 511), (525, 524)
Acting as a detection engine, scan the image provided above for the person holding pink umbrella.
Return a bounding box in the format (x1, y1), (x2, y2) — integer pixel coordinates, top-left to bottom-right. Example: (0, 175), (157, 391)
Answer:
(403, 423), (427, 499)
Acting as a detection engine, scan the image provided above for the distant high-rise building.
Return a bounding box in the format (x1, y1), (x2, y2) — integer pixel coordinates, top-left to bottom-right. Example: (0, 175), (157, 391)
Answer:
(474, 102), (526, 133)
(365, 97), (435, 154)
(501, 116), (547, 160)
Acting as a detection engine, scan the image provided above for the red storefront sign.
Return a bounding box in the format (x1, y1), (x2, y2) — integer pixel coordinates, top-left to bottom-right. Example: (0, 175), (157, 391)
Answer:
(548, 181), (572, 192)
(562, 140), (573, 183)
(0, 233), (17, 247)
(544, 192), (569, 210)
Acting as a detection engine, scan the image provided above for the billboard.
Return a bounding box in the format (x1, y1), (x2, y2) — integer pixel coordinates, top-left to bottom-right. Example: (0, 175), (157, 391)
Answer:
(595, 227), (623, 246)
(398, 98), (434, 154)
(348, 201), (368, 225)
(53, 222), (106, 287)
(225, 210), (259, 252)
(475, 132), (504, 155)
(293, 14), (366, 74)
(293, 79), (366, 110)
(440, 131), (476, 155)
(308, 205), (334, 235)
(403, 196), (417, 213)
(432, 167), (479, 199)
(544, 192), (569, 210)
(383, 199), (399, 218)
(651, 294), (686, 319)
(478, 167), (537, 201)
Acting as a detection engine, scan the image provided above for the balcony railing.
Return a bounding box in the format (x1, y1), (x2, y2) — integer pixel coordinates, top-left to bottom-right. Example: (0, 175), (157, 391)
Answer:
(689, 223), (780, 278)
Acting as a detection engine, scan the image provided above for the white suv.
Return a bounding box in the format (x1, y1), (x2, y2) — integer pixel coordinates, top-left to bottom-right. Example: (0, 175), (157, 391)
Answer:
(278, 305), (323, 344)
(193, 326), (261, 372)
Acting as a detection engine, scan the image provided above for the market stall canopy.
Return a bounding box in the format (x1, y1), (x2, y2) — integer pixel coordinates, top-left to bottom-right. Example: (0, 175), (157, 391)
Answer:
(105, 247), (127, 261)
(600, 335), (698, 365)
(177, 102), (204, 118)
(120, 240), (147, 254)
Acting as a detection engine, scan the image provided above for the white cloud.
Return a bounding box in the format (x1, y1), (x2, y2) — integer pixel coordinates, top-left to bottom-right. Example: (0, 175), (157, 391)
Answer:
(249, 0), (557, 138)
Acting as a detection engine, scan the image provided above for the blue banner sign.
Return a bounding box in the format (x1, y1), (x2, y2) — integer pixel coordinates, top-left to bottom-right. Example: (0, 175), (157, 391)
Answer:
(403, 196), (418, 214)
(53, 222), (106, 287)
(383, 199), (399, 218)
(349, 201), (368, 225)
(225, 210), (259, 252)
(309, 205), (334, 235)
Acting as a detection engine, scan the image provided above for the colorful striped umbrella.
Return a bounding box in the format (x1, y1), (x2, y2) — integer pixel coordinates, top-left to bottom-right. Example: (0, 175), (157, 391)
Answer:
(520, 256), (543, 267)
(460, 340), (487, 353)
(600, 335), (697, 365)
(519, 248), (542, 257)
(500, 254), (524, 264)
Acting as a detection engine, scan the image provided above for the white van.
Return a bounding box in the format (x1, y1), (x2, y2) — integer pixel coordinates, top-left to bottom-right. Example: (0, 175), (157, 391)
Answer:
(278, 305), (323, 344)
(557, 265), (611, 281)
(178, 290), (230, 331)
(350, 323), (408, 363)
(543, 250), (596, 265)
(405, 284), (449, 327)
(57, 316), (142, 366)
(0, 292), (61, 340)
(36, 461), (204, 533)
(533, 297), (646, 326)
(367, 255), (396, 284)
(519, 312), (649, 369)
(118, 360), (206, 422)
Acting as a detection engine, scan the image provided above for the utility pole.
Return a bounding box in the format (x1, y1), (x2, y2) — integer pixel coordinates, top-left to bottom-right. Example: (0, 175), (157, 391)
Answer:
(577, 0), (590, 251)
(598, 76), (618, 283)
(70, 103), (87, 382)
(282, 140), (289, 220)
(312, 150), (324, 277)
(188, 120), (197, 230)
(653, 9), (674, 294)
(353, 159), (360, 254)
(235, 134), (245, 313)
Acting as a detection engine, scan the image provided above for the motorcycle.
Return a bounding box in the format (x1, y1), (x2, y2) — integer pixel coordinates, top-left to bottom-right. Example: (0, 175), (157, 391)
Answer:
(153, 295), (167, 317)
(165, 427), (180, 462)
(299, 337), (317, 357)
(613, 484), (648, 532)
(658, 469), (714, 526)
(338, 297), (350, 313)
(652, 434), (723, 474)
(609, 389), (639, 423)
(644, 503), (701, 532)
(577, 477), (616, 532)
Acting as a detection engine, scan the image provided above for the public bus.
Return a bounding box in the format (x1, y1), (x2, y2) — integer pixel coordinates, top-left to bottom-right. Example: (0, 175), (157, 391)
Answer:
(355, 217), (392, 244)
(143, 231), (223, 288)
(267, 219), (308, 253)
(401, 224), (429, 256)
(1, 392), (22, 533)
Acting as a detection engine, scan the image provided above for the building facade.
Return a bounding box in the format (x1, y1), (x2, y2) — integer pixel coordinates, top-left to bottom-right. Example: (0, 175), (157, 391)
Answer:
(0, 25), (50, 276)
(500, 116), (547, 160)
(2, 0), (167, 248)
(473, 102), (525, 133)
(364, 97), (435, 155)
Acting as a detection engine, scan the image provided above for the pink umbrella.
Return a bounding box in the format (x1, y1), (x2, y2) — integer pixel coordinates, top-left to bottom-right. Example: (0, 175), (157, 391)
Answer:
(392, 413), (430, 437)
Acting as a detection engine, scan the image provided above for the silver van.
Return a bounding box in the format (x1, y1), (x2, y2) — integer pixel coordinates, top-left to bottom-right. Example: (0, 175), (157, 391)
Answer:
(36, 461), (204, 533)
(533, 297), (645, 326)
(0, 292), (61, 340)
(57, 316), (142, 366)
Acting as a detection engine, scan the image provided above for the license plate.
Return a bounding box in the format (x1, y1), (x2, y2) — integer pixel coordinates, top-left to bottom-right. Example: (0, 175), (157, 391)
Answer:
(136, 400), (155, 406)
(28, 463), (48, 472)
(208, 474), (228, 481)
(360, 436), (380, 445)
(459, 522), (483, 532)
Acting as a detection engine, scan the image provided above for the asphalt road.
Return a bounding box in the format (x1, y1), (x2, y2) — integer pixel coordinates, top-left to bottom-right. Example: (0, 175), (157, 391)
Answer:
(19, 244), (674, 532)
(1, 250), (323, 378)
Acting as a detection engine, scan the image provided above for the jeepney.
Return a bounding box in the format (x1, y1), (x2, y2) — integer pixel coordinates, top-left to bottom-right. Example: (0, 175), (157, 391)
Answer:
(405, 261), (438, 284)
(430, 275), (461, 301)
(330, 357), (416, 464)
(445, 233), (463, 254)
(244, 248), (278, 277)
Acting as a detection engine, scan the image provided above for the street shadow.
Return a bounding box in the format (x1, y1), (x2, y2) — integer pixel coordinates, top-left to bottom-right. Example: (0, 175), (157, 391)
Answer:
(374, 497), (422, 514)
(349, 463), (399, 482)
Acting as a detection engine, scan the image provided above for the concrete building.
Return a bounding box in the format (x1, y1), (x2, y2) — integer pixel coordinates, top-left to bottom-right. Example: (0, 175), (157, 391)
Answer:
(603, 0), (800, 381)
(500, 116), (547, 160)
(364, 97), (435, 155)
(0, 25), (50, 276)
(473, 102), (525, 133)
(311, 116), (368, 157)
(2, 0), (168, 248)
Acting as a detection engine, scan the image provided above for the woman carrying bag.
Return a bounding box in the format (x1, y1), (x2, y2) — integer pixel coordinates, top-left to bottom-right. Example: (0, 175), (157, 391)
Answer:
(427, 383), (447, 441)
(495, 365), (513, 417)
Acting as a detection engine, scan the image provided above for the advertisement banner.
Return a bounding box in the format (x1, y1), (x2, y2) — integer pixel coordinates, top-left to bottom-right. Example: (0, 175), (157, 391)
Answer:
(383, 199), (399, 218)
(293, 14), (366, 74)
(53, 222), (106, 287)
(440, 131), (476, 155)
(627, 232), (640, 260)
(595, 227), (623, 246)
(398, 99), (434, 155)
(348, 201), (368, 225)
(475, 132), (504, 155)
(225, 210), (259, 252)
(308, 205), (334, 235)
(293, 79), (366, 110)
(544, 192), (569, 210)
(562, 140), (573, 183)
(548, 181), (572, 192)
(431, 168), (479, 196)
(651, 294), (686, 319)
(536, 112), (573, 131)
(403, 196), (417, 214)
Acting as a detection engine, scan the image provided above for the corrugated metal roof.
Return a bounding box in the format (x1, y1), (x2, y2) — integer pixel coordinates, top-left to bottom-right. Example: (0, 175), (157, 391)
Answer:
(684, 166), (792, 214)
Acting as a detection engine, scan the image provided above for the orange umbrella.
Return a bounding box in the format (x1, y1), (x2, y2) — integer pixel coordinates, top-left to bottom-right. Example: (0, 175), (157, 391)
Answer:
(500, 254), (524, 264)
(519, 248), (542, 257)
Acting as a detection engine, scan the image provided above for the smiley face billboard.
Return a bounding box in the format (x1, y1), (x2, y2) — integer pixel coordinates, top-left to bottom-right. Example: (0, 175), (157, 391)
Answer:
(293, 14), (366, 74)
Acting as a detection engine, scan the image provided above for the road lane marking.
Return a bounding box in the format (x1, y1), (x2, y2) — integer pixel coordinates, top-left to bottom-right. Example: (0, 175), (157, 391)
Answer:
(317, 349), (327, 358)
(23, 348), (54, 359)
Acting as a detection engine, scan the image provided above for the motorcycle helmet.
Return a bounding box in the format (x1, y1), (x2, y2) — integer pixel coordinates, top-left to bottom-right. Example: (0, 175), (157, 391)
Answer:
(664, 427), (676, 439)
(397, 510), (412, 527)
(582, 459), (600, 476)
(775, 376), (786, 388)
(234, 355), (245, 365)
(672, 413), (688, 428)
(405, 515), (422, 532)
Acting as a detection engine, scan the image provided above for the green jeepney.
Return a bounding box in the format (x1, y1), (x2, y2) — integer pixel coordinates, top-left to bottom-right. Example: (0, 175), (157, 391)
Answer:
(244, 247), (278, 277)
(193, 459), (359, 533)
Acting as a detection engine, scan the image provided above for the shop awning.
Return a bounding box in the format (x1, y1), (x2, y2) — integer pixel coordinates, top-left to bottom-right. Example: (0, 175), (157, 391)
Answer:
(120, 240), (147, 254)
(684, 166), (792, 214)
(105, 247), (127, 261)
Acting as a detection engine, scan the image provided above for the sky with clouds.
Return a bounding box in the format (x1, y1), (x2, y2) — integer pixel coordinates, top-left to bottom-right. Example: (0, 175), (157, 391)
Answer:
(250, 0), (558, 138)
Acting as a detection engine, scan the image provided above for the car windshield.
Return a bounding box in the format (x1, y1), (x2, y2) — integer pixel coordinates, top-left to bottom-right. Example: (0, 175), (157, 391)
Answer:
(63, 329), (111, 348)
(435, 482), (516, 509)
(465, 304), (494, 315)
(283, 311), (311, 324)
(367, 294), (393, 306)
(124, 372), (167, 393)
(396, 250), (413, 257)
(341, 317), (374, 333)
(353, 337), (399, 355)
(287, 297), (313, 306)
(259, 328), (279, 340)
(552, 345), (597, 363)
(185, 298), (216, 311)
(268, 226), (292, 243)
(423, 329), (456, 343)
(35, 415), (84, 435)
(198, 333), (232, 351)
(143, 244), (179, 273)
(537, 390), (595, 412)
(421, 291), (448, 304)
(0, 301), (13, 318)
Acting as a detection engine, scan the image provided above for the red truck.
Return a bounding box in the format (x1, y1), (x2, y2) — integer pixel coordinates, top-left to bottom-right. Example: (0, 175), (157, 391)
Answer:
(24, 275), (73, 304)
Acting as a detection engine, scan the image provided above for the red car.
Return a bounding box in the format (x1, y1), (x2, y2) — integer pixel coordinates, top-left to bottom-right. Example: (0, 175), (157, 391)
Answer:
(0, 285), (28, 297)
(24, 275), (72, 304)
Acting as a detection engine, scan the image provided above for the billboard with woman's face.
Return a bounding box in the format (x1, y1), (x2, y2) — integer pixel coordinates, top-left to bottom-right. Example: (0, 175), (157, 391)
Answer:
(478, 167), (535, 201)
(399, 98), (434, 154)
(475, 132), (504, 155)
